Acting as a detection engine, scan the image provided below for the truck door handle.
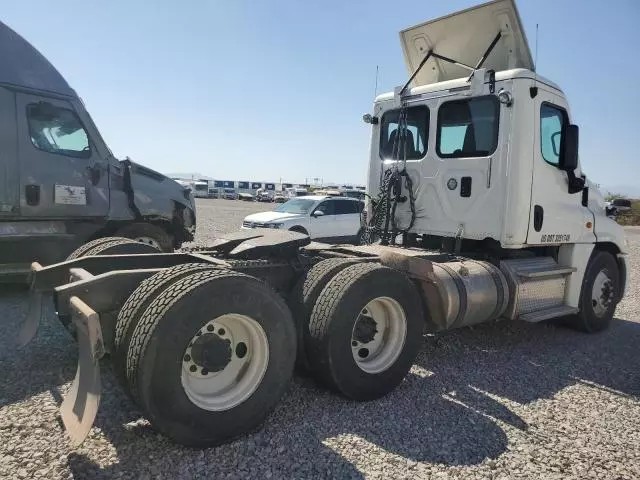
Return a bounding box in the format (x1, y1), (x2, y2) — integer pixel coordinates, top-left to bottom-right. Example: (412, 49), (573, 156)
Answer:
(460, 177), (472, 197)
(25, 184), (40, 206)
(87, 164), (104, 185)
(487, 157), (492, 188)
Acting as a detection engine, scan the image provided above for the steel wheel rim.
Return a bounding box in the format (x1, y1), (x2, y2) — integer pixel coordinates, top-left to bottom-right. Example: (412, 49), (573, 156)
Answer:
(591, 270), (614, 317)
(351, 297), (407, 374)
(181, 314), (269, 411)
(133, 236), (161, 249)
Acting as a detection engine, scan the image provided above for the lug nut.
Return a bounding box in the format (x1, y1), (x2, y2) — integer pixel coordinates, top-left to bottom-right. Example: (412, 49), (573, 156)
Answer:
(183, 354), (191, 362)
(189, 365), (197, 373)
(201, 368), (209, 375)
(207, 324), (214, 332)
(218, 328), (226, 336)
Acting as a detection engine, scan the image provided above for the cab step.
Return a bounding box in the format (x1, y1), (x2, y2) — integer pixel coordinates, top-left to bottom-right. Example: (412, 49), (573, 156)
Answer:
(517, 266), (576, 278)
(519, 305), (578, 323)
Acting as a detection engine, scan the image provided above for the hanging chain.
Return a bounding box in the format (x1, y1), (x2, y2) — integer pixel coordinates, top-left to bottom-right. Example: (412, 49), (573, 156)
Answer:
(360, 103), (417, 245)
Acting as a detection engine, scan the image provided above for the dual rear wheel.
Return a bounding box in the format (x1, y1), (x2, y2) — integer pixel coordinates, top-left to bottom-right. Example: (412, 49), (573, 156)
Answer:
(111, 258), (424, 446)
(289, 260), (424, 400)
(115, 265), (296, 447)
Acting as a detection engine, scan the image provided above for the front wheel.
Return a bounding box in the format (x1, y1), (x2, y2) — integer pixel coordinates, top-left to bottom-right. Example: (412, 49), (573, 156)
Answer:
(569, 251), (619, 333)
(115, 223), (173, 252)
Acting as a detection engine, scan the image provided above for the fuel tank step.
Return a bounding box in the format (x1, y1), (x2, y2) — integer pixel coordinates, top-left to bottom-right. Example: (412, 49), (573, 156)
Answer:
(519, 305), (578, 323)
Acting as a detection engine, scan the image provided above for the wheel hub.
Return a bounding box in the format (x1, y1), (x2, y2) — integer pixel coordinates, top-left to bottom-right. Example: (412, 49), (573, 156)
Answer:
(353, 312), (378, 344)
(350, 297), (407, 374)
(591, 271), (615, 317)
(189, 333), (232, 373)
(133, 236), (161, 249)
(180, 314), (269, 411)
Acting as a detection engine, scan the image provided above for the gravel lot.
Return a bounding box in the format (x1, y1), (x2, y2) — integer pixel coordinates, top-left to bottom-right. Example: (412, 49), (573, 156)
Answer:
(1, 198), (639, 479)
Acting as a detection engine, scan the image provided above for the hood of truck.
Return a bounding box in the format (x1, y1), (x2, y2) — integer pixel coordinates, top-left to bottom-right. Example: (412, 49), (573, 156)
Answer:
(586, 179), (628, 254)
(123, 159), (195, 211)
(400, 0), (533, 86)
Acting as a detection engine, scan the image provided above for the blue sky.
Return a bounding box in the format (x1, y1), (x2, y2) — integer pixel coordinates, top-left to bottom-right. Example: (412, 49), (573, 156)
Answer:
(3, 0), (639, 191)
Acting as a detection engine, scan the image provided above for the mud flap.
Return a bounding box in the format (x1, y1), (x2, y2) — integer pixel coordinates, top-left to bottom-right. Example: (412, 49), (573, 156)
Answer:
(18, 262), (44, 345)
(60, 296), (104, 446)
(19, 291), (43, 346)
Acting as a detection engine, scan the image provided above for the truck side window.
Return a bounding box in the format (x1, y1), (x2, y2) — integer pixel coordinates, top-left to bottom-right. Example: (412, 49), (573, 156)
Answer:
(380, 106), (429, 160)
(26, 103), (91, 158)
(540, 103), (566, 166)
(437, 96), (499, 158)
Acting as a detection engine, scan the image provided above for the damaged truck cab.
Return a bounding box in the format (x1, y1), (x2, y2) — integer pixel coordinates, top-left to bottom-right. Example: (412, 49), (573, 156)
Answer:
(0, 21), (196, 280)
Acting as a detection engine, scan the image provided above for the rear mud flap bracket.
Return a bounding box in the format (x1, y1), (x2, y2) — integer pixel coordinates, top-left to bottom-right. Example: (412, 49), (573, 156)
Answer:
(60, 296), (104, 446)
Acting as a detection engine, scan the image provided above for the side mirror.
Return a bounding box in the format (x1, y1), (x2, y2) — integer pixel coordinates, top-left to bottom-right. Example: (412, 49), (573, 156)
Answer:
(312, 210), (325, 217)
(560, 124), (579, 171)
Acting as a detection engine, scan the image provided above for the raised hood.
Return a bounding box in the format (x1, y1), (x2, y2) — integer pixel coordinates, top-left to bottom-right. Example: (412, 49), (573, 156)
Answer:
(400, 0), (533, 87)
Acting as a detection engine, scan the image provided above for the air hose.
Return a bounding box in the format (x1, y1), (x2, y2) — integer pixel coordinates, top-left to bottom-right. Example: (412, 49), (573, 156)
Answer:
(361, 105), (417, 245)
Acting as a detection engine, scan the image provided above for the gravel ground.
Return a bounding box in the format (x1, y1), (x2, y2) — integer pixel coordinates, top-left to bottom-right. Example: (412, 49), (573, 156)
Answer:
(1, 198), (639, 479)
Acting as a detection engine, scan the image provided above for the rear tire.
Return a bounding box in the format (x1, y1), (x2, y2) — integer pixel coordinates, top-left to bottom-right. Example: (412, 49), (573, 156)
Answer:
(67, 236), (159, 260)
(288, 258), (362, 372)
(126, 269), (296, 447)
(115, 223), (173, 252)
(112, 263), (218, 396)
(567, 251), (619, 333)
(307, 263), (423, 400)
(85, 238), (160, 256)
(66, 237), (130, 260)
(60, 238), (159, 330)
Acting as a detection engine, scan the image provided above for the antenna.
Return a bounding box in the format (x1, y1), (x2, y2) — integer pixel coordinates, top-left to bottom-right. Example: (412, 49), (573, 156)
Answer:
(374, 65), (379, 98)
(534, 23), (539, 74)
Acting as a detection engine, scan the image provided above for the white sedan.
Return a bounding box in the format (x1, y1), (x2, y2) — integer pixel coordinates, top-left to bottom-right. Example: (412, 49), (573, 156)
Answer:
(242, 195), (364, 243)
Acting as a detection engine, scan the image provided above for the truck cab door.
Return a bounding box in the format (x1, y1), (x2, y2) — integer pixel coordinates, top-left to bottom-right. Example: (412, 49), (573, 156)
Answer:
(527, 88), (595, 245)
(16, 93), (110, 218)
(378, 91), (508, 242)
(0, 87), (19, 217)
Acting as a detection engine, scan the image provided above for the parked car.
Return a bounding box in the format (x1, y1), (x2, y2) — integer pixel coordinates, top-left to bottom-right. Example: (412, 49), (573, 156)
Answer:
(223, 188), (238, 200)
(285, 187), (309, 199)
(274, 193), (287, 203)
(241, 196), (364, 243)
(238, 192), (254, 201)
(256, 189), (274, 202)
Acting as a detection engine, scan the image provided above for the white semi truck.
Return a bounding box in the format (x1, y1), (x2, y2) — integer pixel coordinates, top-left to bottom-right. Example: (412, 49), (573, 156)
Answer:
(21, 0), (627, 448)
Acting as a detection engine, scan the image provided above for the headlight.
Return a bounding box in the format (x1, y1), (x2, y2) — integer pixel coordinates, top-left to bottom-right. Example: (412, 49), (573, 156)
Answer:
(265, 223), (282, 229)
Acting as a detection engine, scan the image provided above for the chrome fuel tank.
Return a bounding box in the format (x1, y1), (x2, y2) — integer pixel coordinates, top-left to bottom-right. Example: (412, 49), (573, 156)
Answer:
(420, 260), (509, 330)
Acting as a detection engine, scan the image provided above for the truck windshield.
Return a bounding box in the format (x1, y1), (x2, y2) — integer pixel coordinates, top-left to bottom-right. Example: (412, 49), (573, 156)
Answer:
(274, 199), (315, 214)
(194, 184), (208, 191)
